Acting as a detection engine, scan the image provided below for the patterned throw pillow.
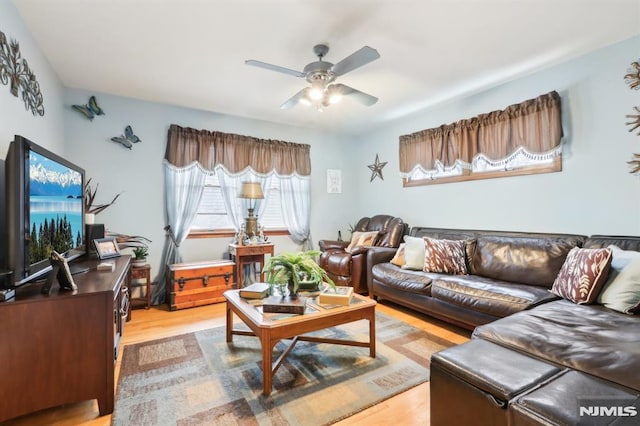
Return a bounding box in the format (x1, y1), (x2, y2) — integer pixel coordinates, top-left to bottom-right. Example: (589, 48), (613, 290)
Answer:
(551, 247), (612, 304)
(345, 231), (379, 253)
(390, 243), (406, 267)
(423, 237), (468, 275)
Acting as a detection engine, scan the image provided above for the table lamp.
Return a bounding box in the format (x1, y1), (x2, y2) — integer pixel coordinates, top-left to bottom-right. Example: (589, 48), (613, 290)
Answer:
(238, 182), (264, 237)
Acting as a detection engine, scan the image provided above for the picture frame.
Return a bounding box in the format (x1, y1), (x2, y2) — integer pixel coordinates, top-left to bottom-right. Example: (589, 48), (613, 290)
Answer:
(93, 237), (121, 260)
(326, 169), (342, 194)
(41, 250), (77, 295)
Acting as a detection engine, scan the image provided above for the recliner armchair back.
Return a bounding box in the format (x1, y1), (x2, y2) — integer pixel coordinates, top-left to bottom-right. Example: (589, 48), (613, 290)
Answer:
(352, 215), (407, 248)
(319, 214), (407, 294)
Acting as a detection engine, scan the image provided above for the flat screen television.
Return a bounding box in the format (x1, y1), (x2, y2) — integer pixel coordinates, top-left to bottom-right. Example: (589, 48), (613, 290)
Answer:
(4, 135), (85, 287)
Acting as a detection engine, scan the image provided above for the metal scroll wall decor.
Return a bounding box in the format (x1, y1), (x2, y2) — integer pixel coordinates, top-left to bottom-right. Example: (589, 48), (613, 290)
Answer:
(0, 29), (44, 116)
(625, 59), (640, 174)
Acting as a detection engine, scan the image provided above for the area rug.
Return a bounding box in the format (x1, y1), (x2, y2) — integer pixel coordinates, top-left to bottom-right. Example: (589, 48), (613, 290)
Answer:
(112, 312), (456, 425)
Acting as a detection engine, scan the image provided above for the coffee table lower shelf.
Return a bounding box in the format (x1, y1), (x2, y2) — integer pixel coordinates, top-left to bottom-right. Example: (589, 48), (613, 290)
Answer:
(224, 289), (377, 396)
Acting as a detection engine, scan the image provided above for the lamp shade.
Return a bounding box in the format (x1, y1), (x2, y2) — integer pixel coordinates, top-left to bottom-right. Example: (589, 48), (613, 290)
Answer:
(238, 182), (264, 199)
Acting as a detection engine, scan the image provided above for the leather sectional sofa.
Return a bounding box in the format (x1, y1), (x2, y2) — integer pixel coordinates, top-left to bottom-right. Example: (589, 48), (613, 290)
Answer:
(365, 227), (640, 425)
(368, 226), (586, 330)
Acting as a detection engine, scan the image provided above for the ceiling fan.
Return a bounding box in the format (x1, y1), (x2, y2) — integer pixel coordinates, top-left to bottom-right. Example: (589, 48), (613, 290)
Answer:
(245, 44), (380, 110)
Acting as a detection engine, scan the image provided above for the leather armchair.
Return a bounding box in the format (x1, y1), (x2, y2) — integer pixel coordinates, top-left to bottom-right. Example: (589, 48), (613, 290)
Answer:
(319, 215), (407, 294)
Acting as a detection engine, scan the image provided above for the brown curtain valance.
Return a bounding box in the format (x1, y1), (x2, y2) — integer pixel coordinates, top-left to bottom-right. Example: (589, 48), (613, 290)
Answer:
(399, 91), (562, 174)
(165, 124), (311, 176)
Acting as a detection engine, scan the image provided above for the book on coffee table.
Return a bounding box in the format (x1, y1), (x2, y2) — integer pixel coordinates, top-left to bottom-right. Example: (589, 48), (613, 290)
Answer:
(318, 285), (354, 306)
(239, 282), (270, 299)
(262, 295), (306, 314)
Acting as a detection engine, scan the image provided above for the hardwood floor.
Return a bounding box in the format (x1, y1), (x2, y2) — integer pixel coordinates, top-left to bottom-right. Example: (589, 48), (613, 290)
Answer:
(4, 300), (470, 426)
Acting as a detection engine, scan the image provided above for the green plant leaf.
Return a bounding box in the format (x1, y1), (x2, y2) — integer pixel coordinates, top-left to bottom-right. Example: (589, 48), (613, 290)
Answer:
(262, 250), (335, 293)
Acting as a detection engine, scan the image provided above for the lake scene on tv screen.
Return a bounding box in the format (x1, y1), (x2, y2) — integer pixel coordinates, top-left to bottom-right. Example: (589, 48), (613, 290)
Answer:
(29, 151), (83, 264)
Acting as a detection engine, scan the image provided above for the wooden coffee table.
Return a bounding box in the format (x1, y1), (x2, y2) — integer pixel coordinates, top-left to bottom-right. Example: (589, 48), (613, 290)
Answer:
(224, 289), (377, 396)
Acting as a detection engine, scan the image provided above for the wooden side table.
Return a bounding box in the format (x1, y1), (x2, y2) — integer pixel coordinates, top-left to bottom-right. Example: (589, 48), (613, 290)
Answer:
(228, 243), (274, 287)
(130, 264), (151, 309)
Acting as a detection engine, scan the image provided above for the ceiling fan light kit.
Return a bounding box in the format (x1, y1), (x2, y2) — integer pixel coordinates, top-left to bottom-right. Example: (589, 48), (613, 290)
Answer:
(246, 44), (380, 111)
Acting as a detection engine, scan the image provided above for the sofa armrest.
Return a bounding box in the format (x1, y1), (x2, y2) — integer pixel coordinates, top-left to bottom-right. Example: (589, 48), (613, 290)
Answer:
(349, 246), (370, 256)
(319, 239), (349, 252)
(367, 246), (398, 266)
(366, 247), (400, 295)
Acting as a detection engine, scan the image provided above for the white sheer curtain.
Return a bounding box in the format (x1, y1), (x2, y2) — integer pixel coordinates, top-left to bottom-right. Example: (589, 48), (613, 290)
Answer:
(160, 125), (312, 298)
(217, 167), (275, 285)
(216, 167), (274, 231)
(152, 160), (208, 304)
(280, 174), (312, 250)
(215, 168), (309, 247)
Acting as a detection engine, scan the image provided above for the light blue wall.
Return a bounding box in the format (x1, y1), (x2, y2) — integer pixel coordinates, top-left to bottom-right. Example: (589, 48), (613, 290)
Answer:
(0, 0), (65, 270)
(3, 1), (640, 283)
(63, 90), (359, 279)
(0, 0), (64, 155)
(355, 35), (640, 236)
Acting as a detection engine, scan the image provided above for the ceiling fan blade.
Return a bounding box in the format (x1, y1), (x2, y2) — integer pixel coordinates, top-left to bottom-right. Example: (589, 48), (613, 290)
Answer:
(280, 88), (308, 109)
(331, 46), (380, 76)
(334, 84), (378, 106)
(245, 60), (305, 78)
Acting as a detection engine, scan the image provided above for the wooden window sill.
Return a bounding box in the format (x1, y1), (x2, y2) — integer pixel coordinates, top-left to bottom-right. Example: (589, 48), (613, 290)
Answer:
(402, 159), (561, 187)
(187, 229), (290, 239)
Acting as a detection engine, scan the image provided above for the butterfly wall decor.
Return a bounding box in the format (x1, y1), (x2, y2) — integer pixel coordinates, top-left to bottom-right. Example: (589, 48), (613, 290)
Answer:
(72, 95), (105, 120)
(111, 125), (141, 150)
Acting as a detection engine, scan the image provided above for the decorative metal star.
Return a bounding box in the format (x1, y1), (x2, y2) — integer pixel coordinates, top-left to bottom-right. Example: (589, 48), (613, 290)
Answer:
(368, 154), (388, 182)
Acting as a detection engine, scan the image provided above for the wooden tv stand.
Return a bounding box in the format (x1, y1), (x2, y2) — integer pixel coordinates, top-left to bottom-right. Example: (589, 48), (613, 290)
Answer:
(0, 255), (131, 423)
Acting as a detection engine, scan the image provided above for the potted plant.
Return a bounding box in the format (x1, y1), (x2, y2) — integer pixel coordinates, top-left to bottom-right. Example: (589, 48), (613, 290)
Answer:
(84, 178), (122, 224)
(132, 246), (149, 267)
(263, 250), (335, 297)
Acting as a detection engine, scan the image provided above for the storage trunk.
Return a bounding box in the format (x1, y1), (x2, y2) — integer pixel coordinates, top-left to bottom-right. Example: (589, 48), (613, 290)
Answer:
(166, 260), (235, 311)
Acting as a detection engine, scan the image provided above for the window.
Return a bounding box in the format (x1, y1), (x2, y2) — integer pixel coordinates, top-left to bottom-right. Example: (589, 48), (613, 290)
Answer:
(165, 125), (310, 244)
(400, 91), (562, 186)
(189, 174), (287, 232)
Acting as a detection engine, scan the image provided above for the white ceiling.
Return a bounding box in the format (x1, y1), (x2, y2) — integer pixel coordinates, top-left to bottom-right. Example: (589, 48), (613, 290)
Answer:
(12, 0), (640, 135)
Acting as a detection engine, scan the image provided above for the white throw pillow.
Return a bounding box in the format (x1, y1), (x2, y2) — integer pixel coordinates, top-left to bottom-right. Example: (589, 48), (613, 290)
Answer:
(401, 236), (426, 270)
(608, 244), (640, 271)
(598, 246), (640, 314)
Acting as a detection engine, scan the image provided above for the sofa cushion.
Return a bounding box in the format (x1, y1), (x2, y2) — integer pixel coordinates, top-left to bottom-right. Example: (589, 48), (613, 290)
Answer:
(423, 237), (468, 275)
(431, 339), (561, 402)
(473, 299), (640, 392)
(510, 370), (639, 426)
(583, 241), (640, 313)
(371, 263), (432, 295)
(345, 231), (378, 253)
(608, 244), (640, 270)
(402, 235), (426, 270)
(390, 243), (406, 267)
(471, 235), (581, 287)
(431, 275), (557, 318)
(598, 256), (640, 314)
(551, 247), (612, 304)
(584, 235), (640, 251)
